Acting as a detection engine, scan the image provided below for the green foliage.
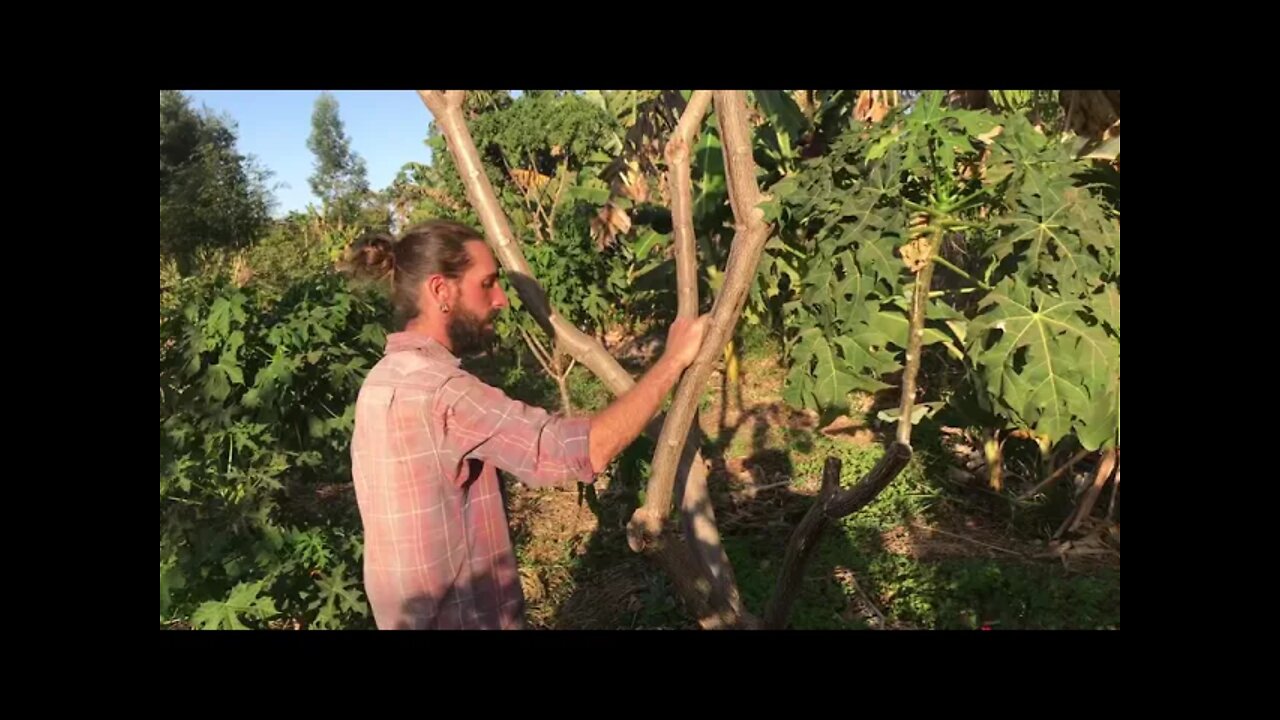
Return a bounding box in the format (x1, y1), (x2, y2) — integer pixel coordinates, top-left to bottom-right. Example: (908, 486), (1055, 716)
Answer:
(190, 580), (279, 630)
(160, 90), (273, 274)
(307, 93), (371, 223)
(771, 91), (1120, 451)
(566, 365), (611, 413)
(520, 209), (616, 332)
(968, 280), (1118, 448)
(247, 213), (366, 301)
(855, 551), (1119, 630)
(720, 439), (1117, 630)
(473, 92), (620, 175)
(988, 90), (1064, 128)
(428, 91), (619, 205)
(160, 270), (389, 629)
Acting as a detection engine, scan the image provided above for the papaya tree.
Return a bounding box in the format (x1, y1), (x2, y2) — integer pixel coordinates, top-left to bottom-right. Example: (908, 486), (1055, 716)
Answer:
(771, 91), (1119, 529)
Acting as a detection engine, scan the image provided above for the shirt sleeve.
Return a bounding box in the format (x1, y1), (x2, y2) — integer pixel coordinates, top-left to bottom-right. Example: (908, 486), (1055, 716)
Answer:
(433, 372), (595, 488)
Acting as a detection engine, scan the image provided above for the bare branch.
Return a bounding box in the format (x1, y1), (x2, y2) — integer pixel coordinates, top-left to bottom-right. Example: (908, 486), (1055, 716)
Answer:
(764, 456), (843, 629)
(1019, 448), (1093, 501)
(548, 161), (569, 239)
(654, 90), (744, 619)
(524, 148), (555, 240)
(525, 324), (554, 368)
(518, 325), (554, 375)
(631, 91), (772, 556)
(824, 443), (914, 519)
(1107, 460), (1120, 521)
(665, 91), (712, 320)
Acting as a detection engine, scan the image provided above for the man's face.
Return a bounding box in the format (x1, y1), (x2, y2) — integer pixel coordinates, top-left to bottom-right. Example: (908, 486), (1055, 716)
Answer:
(446, 240), (508, 355)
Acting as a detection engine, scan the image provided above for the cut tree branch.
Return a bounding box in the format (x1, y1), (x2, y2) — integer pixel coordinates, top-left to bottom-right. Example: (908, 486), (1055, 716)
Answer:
(765, 444), (913, 629)
(764, 456), (842, 630)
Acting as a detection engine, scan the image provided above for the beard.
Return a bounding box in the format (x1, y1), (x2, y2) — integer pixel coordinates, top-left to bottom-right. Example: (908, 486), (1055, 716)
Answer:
(446, 305), (498, 356)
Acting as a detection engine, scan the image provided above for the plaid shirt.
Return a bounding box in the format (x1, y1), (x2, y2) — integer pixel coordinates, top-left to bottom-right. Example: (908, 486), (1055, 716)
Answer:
(350, 331), (595, 629)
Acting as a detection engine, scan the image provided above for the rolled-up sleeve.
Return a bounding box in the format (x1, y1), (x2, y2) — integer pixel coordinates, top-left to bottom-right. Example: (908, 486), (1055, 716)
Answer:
(434, 373), (595, 488)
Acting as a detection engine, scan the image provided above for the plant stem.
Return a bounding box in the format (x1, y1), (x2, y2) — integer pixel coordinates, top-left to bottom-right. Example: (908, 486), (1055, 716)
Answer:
(932, 255), (991, 290)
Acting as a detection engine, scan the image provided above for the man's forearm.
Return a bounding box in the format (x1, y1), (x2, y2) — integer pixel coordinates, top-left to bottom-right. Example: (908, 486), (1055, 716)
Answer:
(587, 356), (685, 473)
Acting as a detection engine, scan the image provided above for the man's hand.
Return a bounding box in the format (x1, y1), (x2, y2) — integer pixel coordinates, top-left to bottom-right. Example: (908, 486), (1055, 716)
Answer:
(588, 313), (711, 473)
(664, 314), (711, 370)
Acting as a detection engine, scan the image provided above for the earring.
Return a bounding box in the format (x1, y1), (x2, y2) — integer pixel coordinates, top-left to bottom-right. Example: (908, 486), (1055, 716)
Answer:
(440, 304), (450, 313)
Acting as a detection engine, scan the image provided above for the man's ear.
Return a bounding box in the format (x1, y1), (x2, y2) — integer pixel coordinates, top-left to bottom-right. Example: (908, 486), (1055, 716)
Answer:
(426, 274), (450, 305)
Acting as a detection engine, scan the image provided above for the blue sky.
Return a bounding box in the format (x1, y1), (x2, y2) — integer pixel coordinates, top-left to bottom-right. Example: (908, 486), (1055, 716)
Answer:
(186, 90), (439, 217)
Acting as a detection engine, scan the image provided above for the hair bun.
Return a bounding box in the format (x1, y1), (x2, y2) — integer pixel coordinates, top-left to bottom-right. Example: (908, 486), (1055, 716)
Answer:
(342, 233), (396, 279)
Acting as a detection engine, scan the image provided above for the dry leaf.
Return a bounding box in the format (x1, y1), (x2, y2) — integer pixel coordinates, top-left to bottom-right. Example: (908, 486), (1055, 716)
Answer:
(908, 211), (930, 234)
(617, 169), (649, 203)
(509, 167), (551, 196)
(854, 90), (896, 124)
(871, 94), (894, 123)
(519, 568), (545, 602)
(232, 254), (254, 287)
(792, 90), (817, 118)
(855, 91), (873, 122)
(590, 202), (632, 249)
(899, 236), (932, 272)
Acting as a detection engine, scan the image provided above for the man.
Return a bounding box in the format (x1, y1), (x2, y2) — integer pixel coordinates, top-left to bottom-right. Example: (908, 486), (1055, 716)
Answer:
(349, 220), (708, 629)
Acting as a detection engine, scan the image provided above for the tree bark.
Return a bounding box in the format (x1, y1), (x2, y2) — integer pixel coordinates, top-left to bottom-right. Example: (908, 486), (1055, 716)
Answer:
(896, 228), (945, 446)
(666, 90), (712, 320)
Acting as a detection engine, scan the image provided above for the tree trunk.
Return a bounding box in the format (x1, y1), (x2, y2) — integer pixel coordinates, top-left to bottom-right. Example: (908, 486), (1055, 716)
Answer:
(629, 91), (772, 562)
(658, 90), (745, 620)
(896, 227), (945, 447)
